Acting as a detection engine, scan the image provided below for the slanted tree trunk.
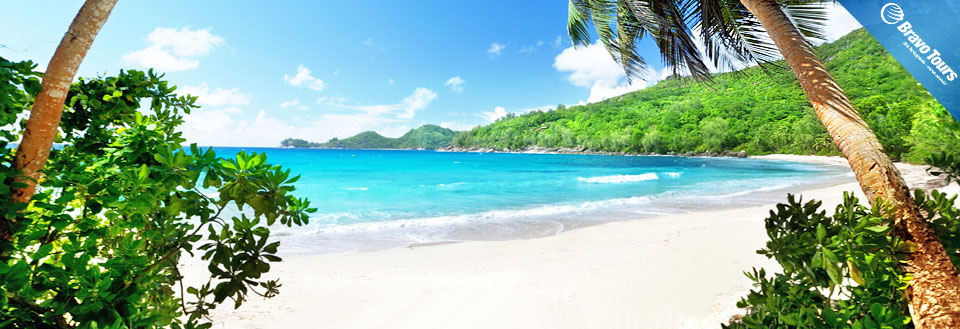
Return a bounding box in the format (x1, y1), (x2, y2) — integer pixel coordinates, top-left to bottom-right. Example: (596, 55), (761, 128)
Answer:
(2, 0), (117, 240)
(738, 0), (960, 327)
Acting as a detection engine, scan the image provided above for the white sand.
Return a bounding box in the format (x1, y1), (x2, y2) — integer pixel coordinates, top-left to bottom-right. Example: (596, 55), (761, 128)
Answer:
(181, 156), (957, 329)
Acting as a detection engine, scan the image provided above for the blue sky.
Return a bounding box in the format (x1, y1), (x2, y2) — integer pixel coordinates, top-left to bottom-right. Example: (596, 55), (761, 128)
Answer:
(0, 1), (860, 146)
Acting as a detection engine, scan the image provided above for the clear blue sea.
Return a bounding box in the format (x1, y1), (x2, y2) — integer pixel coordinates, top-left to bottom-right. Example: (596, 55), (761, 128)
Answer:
(210, 148), (852, 253)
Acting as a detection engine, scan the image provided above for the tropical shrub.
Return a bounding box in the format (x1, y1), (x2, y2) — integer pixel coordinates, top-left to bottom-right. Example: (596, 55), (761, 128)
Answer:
(0, 57), (315, 328)
(927, 152), (960, 185)
(725, 189), (960, 328)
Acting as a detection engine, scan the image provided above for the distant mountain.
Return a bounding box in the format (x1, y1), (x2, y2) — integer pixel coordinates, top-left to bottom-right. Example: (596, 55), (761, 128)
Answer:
(281, 124), (457, 150)
(394, 124), (460, 149)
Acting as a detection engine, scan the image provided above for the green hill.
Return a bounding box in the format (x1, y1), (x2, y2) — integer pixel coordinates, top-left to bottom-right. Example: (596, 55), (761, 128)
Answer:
(282, 124), (457, 150)
(395, 124), (460, 149)
(452, 28), (960, 163)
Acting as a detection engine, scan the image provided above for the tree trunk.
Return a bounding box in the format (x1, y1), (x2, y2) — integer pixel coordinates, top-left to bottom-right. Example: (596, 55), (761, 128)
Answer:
(737, 0), (960, 327)
(2, 0), (117, 240)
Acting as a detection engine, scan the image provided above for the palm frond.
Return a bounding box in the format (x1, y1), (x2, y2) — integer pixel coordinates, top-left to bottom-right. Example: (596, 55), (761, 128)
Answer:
(647, 0), (711, 81)
(568, 0), (593, 47)
(696, 0), (834, 70)
(781, 2), (830, 42)
(565, 0), (836, 84)
(614, 0), (649, 81)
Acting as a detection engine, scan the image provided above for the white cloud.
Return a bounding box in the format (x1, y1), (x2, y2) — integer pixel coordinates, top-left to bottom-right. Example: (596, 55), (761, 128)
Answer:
(333, 87), (437, 119)
(554, 41), (626, 88)
(440, 121), (476, 131)
(279, 98), (308, 111)
(445, 76), (465, 92)
(182, 109), (309, 147)
(180, 107), (413, 147)
(585, 81), (647, 103)
(363, 38), (385, 51)
(378, 124), (410, 138)
(554, 41), (662, 103)
(317, 96), (347, 106)
(122, 27), (224, 72)
(178, 83), (251, 106)
(283, 65), (326, 91)
(279, 98), (299, 108)
(387, 79), (394, 85)
(519, 40), (546, 53)
(180, 109), (238, 145)
(179, 88), (442, 146)
(483, 106), (508, 122)
(488, 42), (506, 57)
(552, 36), (563, 48)
(480, 105), (550, 122)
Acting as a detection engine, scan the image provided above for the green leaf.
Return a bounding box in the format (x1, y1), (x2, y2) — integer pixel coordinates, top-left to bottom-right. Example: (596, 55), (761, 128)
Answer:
(138, 163), (150, 180)
(864, 224), (889, 233)
(816, 223), (825, 242)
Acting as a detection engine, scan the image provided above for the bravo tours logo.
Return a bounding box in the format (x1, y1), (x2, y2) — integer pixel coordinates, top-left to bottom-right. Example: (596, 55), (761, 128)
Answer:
(881, 3), (904, 24)
(881, 2), (957, 84)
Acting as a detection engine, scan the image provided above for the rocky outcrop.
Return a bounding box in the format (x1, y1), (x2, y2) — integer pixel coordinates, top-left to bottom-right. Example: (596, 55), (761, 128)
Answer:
(436, 145), (750, 158)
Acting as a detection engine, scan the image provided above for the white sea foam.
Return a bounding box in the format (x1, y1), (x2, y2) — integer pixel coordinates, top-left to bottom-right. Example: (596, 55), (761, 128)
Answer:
(305, 194), (664, 236)
(279, 170), (849, 254)
(577, 173), (659, 183)
(664, 172), (682, 178)
(343, 187), (369, 191)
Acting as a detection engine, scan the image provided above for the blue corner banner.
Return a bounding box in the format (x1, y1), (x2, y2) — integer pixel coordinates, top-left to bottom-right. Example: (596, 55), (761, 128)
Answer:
(837, 1), (960, 123)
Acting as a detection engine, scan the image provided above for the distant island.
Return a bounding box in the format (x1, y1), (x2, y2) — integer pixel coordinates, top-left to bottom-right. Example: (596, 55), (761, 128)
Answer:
(282, 124), (457, 150)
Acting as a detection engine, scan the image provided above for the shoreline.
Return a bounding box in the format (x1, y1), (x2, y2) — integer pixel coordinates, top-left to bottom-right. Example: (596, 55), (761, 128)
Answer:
(278, 144), (752, 158)
(182, 156), (956, 329)
(436, 145), (751, 158)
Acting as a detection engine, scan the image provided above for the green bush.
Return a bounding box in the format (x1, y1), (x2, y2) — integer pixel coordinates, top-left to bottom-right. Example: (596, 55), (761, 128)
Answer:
(0, 57), (315, 328)
(926, 152), (960, 185)
(726, 188), (960, 328)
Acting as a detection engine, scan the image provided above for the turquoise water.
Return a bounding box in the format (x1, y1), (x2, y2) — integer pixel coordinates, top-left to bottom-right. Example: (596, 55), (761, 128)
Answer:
(211, 148), (851, 253)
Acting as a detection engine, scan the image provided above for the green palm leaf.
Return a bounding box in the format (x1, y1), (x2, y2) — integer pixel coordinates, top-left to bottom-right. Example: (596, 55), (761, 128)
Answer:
(567, 0), (834, 82)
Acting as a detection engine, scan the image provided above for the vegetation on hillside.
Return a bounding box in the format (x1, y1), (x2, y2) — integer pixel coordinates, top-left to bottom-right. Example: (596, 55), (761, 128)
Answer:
(282, 124), (457, 150)
(453, 29), (960, 164)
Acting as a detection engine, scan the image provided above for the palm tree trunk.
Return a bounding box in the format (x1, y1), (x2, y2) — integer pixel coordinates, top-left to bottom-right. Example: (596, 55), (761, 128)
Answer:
(2, 0), (117, 241)
(737, 0), (960, 327)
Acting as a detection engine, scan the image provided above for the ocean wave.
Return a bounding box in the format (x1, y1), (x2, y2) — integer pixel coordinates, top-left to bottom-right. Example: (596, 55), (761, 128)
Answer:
(343, 187), (369, 191)
(304, 178), (812, 236)
(577, 173), (659, 183)
(664, 172), (682, 178)
(305, 194), (665, 235)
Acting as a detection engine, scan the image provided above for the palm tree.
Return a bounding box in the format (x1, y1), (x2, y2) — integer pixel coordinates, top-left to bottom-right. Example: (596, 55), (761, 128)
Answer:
(2, 0), (118, 241)
(567, 0), (960, 327)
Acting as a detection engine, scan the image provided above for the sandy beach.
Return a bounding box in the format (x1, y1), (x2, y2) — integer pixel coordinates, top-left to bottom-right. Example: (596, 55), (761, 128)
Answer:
(182, 156), (957, 329)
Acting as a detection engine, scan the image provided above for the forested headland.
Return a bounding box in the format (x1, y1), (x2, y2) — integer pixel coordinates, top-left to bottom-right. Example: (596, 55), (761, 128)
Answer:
(452, 29), (960, 163)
